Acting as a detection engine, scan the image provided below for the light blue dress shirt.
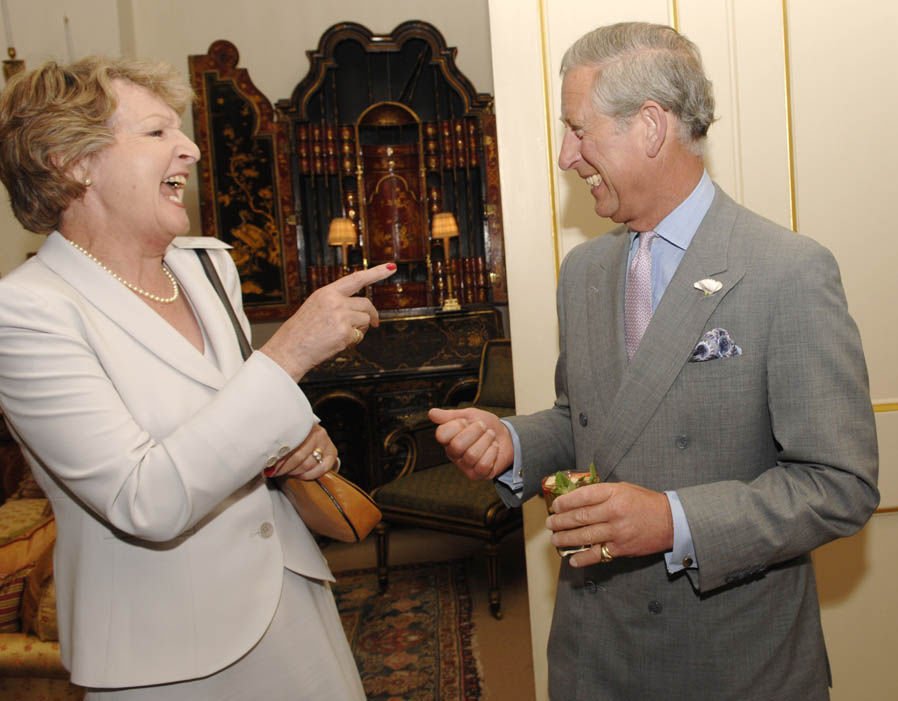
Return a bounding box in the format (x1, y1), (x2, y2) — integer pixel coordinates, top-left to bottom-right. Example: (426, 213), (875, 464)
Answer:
(498, 171), (714, 573)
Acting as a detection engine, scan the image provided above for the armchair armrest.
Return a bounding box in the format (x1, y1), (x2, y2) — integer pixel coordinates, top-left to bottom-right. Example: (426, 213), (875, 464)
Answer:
(382, 415), (449, 482)
(0, 633), (69, 678)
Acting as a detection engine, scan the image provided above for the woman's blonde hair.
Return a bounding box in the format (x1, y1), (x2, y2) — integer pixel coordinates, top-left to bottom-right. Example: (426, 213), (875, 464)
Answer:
(0, 56), (194, 234)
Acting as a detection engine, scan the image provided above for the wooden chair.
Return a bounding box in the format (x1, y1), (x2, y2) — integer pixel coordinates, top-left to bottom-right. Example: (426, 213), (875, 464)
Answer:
(373, 339), (521, 619)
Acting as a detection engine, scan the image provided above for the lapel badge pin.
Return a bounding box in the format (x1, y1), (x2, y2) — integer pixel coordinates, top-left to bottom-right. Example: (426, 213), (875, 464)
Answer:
(693, 278), (723, 296)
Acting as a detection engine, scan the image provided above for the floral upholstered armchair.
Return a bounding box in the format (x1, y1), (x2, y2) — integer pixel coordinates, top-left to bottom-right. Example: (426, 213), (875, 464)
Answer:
(0, 413), (84, 701)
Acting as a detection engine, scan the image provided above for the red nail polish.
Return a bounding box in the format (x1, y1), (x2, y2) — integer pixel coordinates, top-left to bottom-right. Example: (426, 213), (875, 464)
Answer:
(263, 466), (276, 478)
(386, 263), (397, 271)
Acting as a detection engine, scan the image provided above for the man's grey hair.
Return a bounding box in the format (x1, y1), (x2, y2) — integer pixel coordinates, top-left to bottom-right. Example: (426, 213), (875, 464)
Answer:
(561, 22), (716, 155)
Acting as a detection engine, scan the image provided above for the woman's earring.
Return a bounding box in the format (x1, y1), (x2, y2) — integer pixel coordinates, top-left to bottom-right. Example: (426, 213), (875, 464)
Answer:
(83, 177), (92, 186)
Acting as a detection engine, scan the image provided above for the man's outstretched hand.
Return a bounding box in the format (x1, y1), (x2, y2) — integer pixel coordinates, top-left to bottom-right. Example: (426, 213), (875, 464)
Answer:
(429, 407), (515, 480)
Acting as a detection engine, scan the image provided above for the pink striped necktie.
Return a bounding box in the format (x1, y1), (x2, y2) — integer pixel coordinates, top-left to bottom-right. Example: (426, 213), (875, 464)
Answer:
(625, 231), (657, 360)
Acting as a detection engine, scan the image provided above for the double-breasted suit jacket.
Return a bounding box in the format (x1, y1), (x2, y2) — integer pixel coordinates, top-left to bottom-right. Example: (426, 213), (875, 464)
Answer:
(0, 232), (331, 688)
(507, 186), (879, 700)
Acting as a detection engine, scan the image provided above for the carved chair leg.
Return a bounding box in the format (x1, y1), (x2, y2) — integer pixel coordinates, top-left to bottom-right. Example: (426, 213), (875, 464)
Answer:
(375, 521), (390, 592)
(484, 540), (502, 619)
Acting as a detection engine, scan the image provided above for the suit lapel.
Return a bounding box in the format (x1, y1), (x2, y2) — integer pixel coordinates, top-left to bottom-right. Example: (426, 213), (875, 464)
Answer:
(593, 188), (746, 479)
(585, 230), (629, 418)
(164, 250), (248, 380)
(39, 232), (228, 390)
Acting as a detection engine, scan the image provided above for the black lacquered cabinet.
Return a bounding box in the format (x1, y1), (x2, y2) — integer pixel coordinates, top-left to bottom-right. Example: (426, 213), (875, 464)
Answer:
(189, 22), (510, 489)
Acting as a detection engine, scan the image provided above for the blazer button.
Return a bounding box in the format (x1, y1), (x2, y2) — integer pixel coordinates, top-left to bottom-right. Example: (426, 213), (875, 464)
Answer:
(675, 435), (689, 450)
(584, 579), (598, 594)
(277, 445), (290, 458)
(579, 413), (588, 427)
(264, 455), (278, 468)
(648, 600), (663, 615)
(260, 522), (274, 538)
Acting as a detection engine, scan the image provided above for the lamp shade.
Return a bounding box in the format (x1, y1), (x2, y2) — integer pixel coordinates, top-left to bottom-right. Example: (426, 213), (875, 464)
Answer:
(327, 217), (357, 246)
(431, 212), (459, 239)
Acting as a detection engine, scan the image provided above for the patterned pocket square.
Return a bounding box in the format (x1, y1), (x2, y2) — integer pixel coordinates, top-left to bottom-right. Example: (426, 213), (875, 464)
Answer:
(690, 328), (742, 362)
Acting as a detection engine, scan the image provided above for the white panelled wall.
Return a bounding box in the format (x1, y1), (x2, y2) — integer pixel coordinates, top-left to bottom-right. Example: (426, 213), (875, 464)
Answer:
(489, 0), (897, 699)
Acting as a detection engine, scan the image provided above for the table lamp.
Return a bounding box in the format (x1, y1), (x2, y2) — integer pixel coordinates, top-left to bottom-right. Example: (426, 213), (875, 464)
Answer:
(431, 212), (461, 311)
(2, 0), (25, 83)
(327, 217), (357, 272)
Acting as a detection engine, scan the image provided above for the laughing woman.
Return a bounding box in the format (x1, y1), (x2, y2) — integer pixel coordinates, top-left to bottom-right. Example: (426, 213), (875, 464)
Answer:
(0, 57), (393, 699)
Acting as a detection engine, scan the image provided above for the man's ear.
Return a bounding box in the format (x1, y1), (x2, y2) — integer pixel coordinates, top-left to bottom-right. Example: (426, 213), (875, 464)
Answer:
(640, 101), (667, 158)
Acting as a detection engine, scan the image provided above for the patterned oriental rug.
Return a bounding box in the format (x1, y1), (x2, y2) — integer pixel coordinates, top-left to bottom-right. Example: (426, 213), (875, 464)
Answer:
(333, 560), (483, 701)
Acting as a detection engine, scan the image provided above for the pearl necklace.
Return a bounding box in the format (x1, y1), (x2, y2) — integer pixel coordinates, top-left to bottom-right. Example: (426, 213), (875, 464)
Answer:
(66, 238), (180, 304)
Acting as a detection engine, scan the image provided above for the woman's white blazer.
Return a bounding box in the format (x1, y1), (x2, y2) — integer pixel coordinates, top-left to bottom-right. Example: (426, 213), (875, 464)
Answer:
(0, 232), (330, 688)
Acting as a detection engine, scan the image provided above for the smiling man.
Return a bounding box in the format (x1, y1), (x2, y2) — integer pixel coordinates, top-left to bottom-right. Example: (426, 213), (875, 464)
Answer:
(430, 21), (878, 700)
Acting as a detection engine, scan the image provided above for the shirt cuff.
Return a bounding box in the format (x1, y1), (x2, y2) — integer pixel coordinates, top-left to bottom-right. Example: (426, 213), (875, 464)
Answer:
(495, 419), (524, 493)
(664, 490), (698, 573)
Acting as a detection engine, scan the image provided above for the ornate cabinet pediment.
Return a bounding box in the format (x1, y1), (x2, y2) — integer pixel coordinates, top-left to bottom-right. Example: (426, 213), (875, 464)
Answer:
(189, 21), (506, 321)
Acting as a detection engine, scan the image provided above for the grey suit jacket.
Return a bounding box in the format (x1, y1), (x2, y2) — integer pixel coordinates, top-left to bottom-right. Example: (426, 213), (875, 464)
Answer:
(507, 187), (879, 700)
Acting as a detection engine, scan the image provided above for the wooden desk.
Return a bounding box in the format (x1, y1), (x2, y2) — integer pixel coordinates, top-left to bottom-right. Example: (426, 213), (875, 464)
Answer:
(301, 306), (504, 491)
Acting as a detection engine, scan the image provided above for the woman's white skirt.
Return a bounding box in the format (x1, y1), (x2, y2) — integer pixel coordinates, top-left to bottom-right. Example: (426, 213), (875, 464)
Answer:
(85, 569), (365, 701)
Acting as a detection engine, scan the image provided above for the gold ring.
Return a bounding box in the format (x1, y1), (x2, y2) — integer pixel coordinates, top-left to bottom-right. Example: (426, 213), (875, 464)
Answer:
(600, 543), (614, 563)
(311, 448), (324, 464)
(353, 328), (364, 344)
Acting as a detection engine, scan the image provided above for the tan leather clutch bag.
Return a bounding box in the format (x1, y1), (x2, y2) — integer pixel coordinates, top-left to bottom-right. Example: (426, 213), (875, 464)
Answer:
(278, 471), (382, 543)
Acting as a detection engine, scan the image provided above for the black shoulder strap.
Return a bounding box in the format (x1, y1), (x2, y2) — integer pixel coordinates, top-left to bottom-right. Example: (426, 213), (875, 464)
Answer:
(195, 249), (253, 361)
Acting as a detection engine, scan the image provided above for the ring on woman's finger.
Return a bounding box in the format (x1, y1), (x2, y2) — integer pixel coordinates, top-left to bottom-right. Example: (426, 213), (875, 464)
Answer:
(599, 543), (614, 563)
(352, 327), (364, 345)
(312, 448), (324, 464)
